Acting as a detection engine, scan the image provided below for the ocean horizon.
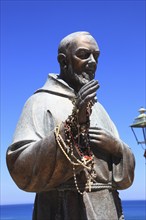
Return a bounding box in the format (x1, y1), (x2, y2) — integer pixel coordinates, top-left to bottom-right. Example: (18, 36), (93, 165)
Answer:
(0, 200), (146, 220)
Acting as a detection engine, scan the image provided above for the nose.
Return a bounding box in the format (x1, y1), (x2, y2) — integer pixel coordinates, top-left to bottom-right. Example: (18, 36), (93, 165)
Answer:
(88, 54), (97, 68)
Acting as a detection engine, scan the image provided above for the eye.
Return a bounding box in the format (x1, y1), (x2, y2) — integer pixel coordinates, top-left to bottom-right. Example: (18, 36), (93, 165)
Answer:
(76, 50), (90, 59)
(93, 52), (99, 61)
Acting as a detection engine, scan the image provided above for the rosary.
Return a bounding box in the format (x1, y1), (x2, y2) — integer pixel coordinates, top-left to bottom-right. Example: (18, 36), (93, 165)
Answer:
(54, 98), (96, 195)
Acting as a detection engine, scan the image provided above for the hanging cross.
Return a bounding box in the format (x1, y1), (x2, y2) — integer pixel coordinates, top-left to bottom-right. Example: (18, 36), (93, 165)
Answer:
(88, 177), (93, 192)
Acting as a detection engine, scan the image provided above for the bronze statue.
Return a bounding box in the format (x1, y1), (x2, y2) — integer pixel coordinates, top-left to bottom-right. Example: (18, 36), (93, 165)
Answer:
(6, 31), (135, 220)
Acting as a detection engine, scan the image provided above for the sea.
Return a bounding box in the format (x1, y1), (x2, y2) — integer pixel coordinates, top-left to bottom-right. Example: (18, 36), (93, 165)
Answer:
(0, 200), (145, 220)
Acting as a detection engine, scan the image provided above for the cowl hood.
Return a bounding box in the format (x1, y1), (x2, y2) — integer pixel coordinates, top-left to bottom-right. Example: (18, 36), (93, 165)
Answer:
(35, 73), (76, 99)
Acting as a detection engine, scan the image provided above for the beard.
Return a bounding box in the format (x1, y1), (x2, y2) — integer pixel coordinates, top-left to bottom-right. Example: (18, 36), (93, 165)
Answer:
(67, 64), (95, 92)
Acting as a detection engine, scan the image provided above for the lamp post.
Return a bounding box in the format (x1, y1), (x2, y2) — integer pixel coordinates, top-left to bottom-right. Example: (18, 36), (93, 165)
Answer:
(130, 107), (146, 158)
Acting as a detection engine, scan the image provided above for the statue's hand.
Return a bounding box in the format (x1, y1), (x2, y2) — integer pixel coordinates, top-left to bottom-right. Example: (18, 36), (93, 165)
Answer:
(89, 127), (122, 156)
(76, 80), (99, 124)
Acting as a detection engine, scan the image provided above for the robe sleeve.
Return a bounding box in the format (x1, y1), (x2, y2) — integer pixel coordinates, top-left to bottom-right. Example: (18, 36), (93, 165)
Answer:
(6, 94), (82, 192)
(93, 102), (135, 190)
(112, 141), (135, 190)
(108, 116), (135, 189)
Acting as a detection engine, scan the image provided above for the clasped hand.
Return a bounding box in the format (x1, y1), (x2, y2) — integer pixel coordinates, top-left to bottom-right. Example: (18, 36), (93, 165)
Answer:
(76, 79), (99, 124)
(89, 127), (122, 156)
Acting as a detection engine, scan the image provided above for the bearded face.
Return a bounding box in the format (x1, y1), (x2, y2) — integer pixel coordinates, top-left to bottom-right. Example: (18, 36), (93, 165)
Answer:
(66, 63), (95, 92)
(65, 35), (99, 92)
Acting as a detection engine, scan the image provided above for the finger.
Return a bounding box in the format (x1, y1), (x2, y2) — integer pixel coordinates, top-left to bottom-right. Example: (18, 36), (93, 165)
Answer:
(80, 79), (97, 90)
(79, 80), (99, 96)
(79, 92), (97, 107)
(78, 84), (99, 107)
(82, 79), (99, 91)
(78, 80), (98, 97)
(77, 80), (99, 107)
(81, 84), (99, 100)
(89, 139), (101, 146)
(89, 133), (101, 140)
(89, 127), (102, 133)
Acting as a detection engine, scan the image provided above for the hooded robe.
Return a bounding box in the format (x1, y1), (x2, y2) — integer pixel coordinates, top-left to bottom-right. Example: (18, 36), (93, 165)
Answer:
(6, 74), (135, 220)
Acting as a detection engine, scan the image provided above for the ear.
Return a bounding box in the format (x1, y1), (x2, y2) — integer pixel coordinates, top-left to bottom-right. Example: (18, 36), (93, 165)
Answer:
(57, 53), (67, 68)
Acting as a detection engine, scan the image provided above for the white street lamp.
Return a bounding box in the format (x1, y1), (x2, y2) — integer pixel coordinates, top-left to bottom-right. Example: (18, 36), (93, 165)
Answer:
(130, 107), (146, 158)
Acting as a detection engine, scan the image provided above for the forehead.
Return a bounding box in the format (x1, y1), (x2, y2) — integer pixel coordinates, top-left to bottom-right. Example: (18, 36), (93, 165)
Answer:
(71, 34), (99, 52)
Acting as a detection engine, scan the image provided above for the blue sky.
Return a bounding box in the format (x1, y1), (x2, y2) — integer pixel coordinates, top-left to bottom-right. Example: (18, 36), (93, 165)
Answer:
(1, 0), (146, 204)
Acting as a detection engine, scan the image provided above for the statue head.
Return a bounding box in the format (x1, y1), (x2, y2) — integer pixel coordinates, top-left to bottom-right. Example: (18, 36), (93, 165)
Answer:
(58, 31), (100, 92)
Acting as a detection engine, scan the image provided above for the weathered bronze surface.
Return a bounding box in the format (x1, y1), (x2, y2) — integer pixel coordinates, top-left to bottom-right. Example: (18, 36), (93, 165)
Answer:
(6, 32), (135, 220)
